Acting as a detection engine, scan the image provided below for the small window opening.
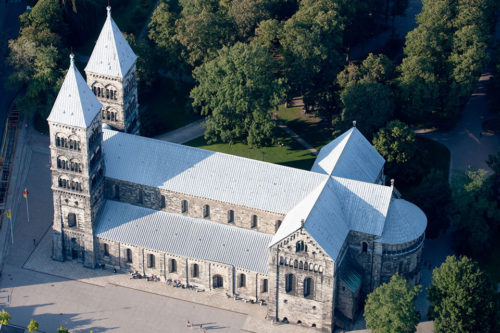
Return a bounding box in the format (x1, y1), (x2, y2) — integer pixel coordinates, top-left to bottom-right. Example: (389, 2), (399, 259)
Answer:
(251, 215), (258, 228)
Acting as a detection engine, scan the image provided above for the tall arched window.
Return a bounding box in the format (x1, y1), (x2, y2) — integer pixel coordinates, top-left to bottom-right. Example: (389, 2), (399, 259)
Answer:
(203, 205), (210, 218)
(251, 215), (258, 228)
(160, 195), (166, 209)
(148, 254), (155, 268)
(137, 190), (144, 204)
(113, 184), (120, 199)
(262, 279), (268, 293)
(181, 200), (188, 213)
(103, 243), (109, 257)
(126, 248), (132, 263)
(362, 242), (368, 253)
(169, 258), (177, 273)
(296, 240), (305, 252)
(67, 213), (76, 227)
(285, 274), (295, 293)
(239, 273), (246, 288)
(227, 210), (234, 223)
(192, 263), (199, 278)
(304, 277), (314, 298)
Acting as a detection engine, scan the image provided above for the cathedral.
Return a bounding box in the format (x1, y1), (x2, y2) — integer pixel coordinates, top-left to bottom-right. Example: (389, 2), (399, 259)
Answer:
(47, 7), (427, 332)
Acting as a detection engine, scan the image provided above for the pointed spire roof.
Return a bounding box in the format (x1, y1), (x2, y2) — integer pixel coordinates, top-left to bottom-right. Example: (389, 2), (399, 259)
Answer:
(48, 54), (102, 128)
(85, 6), (137, 78)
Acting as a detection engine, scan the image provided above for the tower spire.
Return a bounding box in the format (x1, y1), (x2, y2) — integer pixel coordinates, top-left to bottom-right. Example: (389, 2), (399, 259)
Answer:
(106, 5), (111, 17)
(69, 52), (74, 67)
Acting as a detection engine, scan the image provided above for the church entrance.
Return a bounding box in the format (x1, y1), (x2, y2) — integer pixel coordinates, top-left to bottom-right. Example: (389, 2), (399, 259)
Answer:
(213, 275), (223, 288)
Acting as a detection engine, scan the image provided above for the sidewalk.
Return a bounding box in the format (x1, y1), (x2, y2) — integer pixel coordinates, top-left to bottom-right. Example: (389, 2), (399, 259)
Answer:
(155, 119), (205, 144)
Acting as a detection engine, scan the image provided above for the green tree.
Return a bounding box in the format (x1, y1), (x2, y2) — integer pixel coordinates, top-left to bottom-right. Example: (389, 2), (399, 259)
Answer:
(373, 120), (416, 164)
(280, 0), (344, 115)
(364, 274), (421, 333)
(428, 256), (496, 333)
(338, 81), (394, 139)
(405, 169), (452, 238)
(0, 309), (10, 325)
(452, 169), (500, 256)
(190, 42), (283, 147)
(227, 0), (270, 40)
(57, 326), (69, 333)
(175, 0), (234, 67)
(27, 319), (39, 332)
(337, 53), (394, 88)
(124, 33), (157, 88)
(252, 19), (281, 53)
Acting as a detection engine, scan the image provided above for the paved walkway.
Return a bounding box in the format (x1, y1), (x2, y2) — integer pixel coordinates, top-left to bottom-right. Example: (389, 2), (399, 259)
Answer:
(278, 124), (318, 155)
(155, 119), (205, 144)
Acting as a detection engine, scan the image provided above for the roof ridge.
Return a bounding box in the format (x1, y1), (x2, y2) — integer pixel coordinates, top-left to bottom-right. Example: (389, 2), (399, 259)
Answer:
(329, 128), (354, 176)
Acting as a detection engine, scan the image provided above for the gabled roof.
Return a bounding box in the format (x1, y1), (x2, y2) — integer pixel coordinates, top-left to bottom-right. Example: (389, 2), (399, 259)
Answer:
(47, 55), (102, 128)
(270, 176), (391, 260)
(96, 200), (272, 273)
(311, 127), (385, 183)
(85, 6), (137, 78)
(332, 177), (393, 236)
(102, 129), (326, 214)
(377, 199), (427, 244)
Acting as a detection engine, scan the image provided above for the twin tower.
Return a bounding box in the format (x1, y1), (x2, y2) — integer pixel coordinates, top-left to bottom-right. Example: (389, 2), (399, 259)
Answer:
(47, 7), (138, 266)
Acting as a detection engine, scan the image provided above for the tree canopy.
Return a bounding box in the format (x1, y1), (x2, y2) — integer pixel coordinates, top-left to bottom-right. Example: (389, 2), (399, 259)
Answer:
(27, 319), (39, 332)
(190, 42), (283, 147)
(364, 274), (421, 333)
(428, 256), (497, 333)
(0, 310), (10, 325)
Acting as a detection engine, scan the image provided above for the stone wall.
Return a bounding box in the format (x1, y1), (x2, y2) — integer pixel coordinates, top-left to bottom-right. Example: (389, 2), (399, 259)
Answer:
(103, 178), (285, 235)
(380, 235), (425, 285)
(95, 237), (269, 302)
(267, 229), (335, 331)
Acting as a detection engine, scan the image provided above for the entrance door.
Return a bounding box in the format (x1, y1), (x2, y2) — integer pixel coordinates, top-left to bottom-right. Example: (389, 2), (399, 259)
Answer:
(213, 275), (223, 288)
(71, 238), (78, 260)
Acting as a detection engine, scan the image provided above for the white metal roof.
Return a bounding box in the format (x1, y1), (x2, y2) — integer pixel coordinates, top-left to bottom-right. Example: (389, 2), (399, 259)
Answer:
(311, 127), (385, 183)
(331, 177), (393, 236)
(102, 129), (326, 214)
(270, 176), (391, 260)
(96, 200), (272, 273)
(47, 55), (102, 128)
(85, 6), (137, 78)
(377, 199), (427, 244)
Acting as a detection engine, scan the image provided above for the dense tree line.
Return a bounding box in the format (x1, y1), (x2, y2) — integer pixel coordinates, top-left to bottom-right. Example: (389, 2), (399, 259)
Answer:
(398, 0), (494, 127)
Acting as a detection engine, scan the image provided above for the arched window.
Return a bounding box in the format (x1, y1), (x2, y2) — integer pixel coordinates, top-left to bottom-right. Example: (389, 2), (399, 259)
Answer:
(304, 261), (308, 271)
(213, 274), (223, 288)
(296, 240), (305, 252)
(126, 249), (132, 263)
(137, 190), (144, 204)
(294, 259), (298, 268)
(275, 220), (282, 232)
(262, 279), (268, 293)
(227, 210), (234, 223)
(113, 184), (120, 199)
(148, 254), (155, 268)
(192, 263), (199, 278)
(239, 273), (246, 288)
(103, 243), (109, 257)
(160, 195), (166, 209)
(251, 215), (258, 228)
(169, 258), (177, 273)
(68, 213), (76, 227)
(181, 200), (188, 213)
(304, 277), (314, 298)
(299, 261), (303, 269)
(203, 205), (210, 218)
(285, 274), (295, 293)
(362, 242), (368, 253)
(280, 257), (284, 265)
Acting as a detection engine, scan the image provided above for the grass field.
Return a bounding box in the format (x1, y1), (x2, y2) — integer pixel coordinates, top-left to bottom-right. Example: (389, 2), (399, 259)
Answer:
(185, 134), (317, 171)
(277, 106), (333, 150)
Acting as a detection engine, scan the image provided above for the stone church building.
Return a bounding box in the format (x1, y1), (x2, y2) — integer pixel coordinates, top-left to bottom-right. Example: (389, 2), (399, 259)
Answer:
(47, 7), (427, 332)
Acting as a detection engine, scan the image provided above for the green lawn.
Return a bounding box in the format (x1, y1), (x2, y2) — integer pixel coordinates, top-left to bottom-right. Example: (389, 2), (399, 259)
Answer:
(277, 106), (334, 150)
(140, 77), (200, 137)
(185, 135), (317, 171)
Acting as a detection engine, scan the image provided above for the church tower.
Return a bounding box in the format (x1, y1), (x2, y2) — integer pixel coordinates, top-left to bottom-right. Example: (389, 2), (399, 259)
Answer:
(85, 6), (139, 134)
(48, 54), (105, 268)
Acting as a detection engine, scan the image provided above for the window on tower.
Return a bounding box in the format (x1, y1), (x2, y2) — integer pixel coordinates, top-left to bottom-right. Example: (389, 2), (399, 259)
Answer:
(68, 213), (76, 227)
